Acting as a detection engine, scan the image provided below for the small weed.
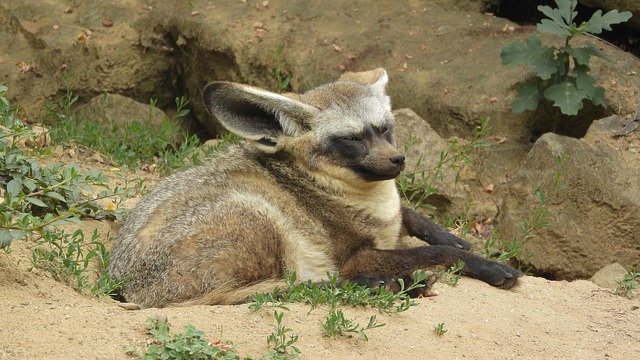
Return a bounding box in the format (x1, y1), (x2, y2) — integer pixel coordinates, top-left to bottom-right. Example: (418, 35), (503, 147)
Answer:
(141, 317), (244, 360)
(397, 116), (489, 211)
(501, 0), (631, 115)
(439, 260), (465, 286)
(433, 322), (447, 336)
(485, 155), (567, 263)
(322, 309), (384, 341)
(274, 43), (292, 92)
(615, 268), (639, 299)
(265, 311), (301, 360)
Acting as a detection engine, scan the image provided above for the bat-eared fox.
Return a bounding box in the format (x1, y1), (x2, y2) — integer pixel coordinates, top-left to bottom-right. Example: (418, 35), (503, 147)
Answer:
(109, 68), (521, 307)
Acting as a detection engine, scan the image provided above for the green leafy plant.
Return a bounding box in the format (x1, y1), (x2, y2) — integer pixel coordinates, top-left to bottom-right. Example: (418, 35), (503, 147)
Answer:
(397, 116), (489, 211)
(322, 309), (384, 341)
(484, 155), (567, 263)
(140, 317), (244, 360)
(439, 259), (465, 286)
(501, 0), (632, 115)
(31, 228), (127, 295)
(265, 311), (301, 360)
(615, 268), (639, 299)
(274, 43), (292, 92)
(433, 322), (447, 336)
(1, 85), (137, 294)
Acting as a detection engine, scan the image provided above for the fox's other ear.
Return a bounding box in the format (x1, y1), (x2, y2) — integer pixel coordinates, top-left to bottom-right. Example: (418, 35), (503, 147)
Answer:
(203, 82), (318, 145)
(339, 68), (388, 94)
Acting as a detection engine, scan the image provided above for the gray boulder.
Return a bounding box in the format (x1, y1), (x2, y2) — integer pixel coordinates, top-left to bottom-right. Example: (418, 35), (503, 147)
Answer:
(497, 116), (640, 279)
(74, 93), (169, 132)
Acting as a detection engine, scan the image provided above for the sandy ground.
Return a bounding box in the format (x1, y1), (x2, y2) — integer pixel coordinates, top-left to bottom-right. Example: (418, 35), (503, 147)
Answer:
(1, 238), (639, 360)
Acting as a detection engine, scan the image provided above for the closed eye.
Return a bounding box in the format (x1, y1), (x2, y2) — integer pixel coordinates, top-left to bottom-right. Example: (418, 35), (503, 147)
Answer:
(342, 136), (362, 142)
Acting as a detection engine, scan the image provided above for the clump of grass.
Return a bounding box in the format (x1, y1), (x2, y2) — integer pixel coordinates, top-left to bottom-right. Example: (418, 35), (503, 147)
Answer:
(250, 271), (430, 342)
(274, 43), (292, 92)
(45, 92), (236, 174)
(250, 271), (429, 314)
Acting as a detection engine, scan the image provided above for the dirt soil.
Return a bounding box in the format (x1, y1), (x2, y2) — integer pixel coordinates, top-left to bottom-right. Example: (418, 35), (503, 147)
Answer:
(2, 237), (639, 359)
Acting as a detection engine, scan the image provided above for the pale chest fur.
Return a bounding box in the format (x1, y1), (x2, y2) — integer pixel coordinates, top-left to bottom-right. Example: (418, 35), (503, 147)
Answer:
(350, 180), (403, 250)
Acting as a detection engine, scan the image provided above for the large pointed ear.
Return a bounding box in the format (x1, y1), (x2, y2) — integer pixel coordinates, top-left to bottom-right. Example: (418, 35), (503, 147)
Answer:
(338, 68), (388, 94)
(202, 82), (318, 146)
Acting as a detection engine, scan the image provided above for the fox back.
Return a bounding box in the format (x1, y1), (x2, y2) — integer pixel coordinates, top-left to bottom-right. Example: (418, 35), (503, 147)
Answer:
(109, 69), (521, 308)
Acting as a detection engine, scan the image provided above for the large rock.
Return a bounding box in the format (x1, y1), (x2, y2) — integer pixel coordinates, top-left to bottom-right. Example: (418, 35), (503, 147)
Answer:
(393, 108), (498, 218)
(74, 93), (170, 132)
(0, 1), (174, 120)
(2, 0), (639, 140)
(497, 116), (640, 279)
(138, 0), (639, 140)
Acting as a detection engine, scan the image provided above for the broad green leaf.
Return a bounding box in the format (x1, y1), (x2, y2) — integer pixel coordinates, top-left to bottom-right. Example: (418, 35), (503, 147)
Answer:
(584, 9), (632, 34)
(573, 64), (606, 106)
(564, 45), (608, 65)
(538, 4), (565, 25)
(512, 82), (542, 113)
(575, 70), (596, 94)
(25, 197), (47, 207)
(6, 178), (22, 196)
(45, 191), (67, 202)
(537, 19), (571, 36)
(554, 0), (578, 25)
(543, 80), (586, 115)
(501, 36), (558, 79)
(590, 86), (607, 107)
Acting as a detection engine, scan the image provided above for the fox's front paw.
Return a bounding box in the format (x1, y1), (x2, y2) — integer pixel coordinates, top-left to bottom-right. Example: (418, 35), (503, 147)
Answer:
(484, 263), (522, 289)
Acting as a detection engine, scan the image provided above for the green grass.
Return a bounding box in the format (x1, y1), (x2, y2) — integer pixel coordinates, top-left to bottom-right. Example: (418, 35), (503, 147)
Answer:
(250, 271), (430, 314)
(45, 92), (237, 174)
(438, 259), (465, 286)
(250, 271), (431, 342)
(137, 314), (301, 360)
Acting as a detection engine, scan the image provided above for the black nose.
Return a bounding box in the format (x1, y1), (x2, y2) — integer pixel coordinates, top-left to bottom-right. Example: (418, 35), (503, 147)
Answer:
(390, 154), (405, 166)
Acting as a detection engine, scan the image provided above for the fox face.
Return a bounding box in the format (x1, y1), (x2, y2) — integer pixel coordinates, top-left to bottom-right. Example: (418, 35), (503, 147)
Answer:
(203, 68), (405, 187)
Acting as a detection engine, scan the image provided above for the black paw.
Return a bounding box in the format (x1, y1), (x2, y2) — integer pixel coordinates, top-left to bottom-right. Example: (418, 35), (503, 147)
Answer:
(482, 262), (523, 289)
